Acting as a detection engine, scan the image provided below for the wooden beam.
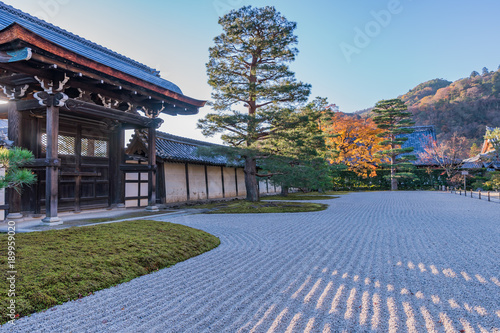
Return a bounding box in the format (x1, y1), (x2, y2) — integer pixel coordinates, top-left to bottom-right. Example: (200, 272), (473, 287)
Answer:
(0, 73), (37, 86)
(119, 164), (154, 172)
(64, 98), (156, 127)
(0, 62), (199, 115)
(13, 99), (42, 112)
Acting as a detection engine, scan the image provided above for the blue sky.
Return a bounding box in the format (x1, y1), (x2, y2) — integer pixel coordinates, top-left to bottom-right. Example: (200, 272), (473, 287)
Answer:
(2, 0), (499, 142)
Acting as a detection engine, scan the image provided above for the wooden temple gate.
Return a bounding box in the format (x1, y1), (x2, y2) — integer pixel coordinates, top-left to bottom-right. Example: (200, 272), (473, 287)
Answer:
(0, 20), (205, 224)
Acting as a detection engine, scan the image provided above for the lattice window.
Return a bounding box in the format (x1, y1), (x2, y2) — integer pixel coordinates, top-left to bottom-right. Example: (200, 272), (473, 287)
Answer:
(41, 133), (76, 155)
(81, 138), (108, 157)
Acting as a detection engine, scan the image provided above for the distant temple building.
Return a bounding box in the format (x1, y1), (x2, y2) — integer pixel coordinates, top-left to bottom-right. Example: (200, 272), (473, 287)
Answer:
(462, 127), (500, 170)
(399, 126), (437, 166)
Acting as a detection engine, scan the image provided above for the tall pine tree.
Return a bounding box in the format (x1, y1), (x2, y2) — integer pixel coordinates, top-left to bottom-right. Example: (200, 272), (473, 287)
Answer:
(372, 98), (416, 190)
(198, 6), (311, 201)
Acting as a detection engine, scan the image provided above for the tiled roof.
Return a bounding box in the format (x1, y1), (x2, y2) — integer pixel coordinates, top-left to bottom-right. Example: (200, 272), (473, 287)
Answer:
(461, 161), (484, 169)
(0, 1), (183, 95)
(399, 126), (436, 165)
(462, 151), (500, 170)
(135, 130), (229, 166)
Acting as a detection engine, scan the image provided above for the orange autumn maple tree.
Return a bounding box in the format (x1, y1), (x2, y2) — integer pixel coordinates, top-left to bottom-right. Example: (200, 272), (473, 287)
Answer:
(323, 112), (386, 178)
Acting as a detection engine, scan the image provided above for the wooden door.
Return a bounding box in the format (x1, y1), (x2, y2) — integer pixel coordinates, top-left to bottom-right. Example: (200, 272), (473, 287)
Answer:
(39, 123), (110, 211)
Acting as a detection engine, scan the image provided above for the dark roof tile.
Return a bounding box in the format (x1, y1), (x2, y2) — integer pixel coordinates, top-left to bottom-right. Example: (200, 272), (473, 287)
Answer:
(136, 130), (228, 165)
(398, 126), (436, 165)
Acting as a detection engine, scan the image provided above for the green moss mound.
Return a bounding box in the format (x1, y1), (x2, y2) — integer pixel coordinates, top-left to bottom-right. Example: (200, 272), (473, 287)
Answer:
(0, 220), (220, 324)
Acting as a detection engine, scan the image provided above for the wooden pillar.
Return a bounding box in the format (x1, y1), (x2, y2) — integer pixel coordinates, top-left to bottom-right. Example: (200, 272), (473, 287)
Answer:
(204, 165), (209, 200)
(42, 102), (62, 224)
(157, 162), (166, 205)
(146, 125), (158, 211)
(6, 100), (22, 220)
(110, 124), (125, 208)
(221, 166), (225, 198)
(33, 90), (67, 224)
(235, 168), (238, 196)
(185, 163), (190, 201)
(74, 124), (82, 212)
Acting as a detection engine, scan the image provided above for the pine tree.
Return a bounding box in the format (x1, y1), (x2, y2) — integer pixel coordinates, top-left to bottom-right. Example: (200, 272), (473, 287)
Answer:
(198, 6), (311, 201)
(0, 147), (36, 193)
(372, 99), (416, 190)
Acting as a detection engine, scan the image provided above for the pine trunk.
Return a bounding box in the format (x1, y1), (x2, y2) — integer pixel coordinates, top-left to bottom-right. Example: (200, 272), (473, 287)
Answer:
(281, 186), (289, 197)
(244, 156), (259, 202)
(391, 164), (398, 191)
(390, 148), (398, 191)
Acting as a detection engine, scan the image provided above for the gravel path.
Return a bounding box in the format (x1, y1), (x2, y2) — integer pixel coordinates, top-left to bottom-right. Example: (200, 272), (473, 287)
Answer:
(3, 191), (500, 332)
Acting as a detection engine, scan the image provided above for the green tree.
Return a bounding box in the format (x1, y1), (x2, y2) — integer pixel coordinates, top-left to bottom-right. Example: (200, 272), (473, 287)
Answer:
(372, 98), (416, 190)
(491, 71), (500, 95)
(482, 67), (489, 75)
(470, 71), (479, 78)
(258, 98), (334, 194)
(469, 142), (481, 157)
(0, 147), (36, 193)
(199, 6), (311, 201)
(484, 127), (500, 156)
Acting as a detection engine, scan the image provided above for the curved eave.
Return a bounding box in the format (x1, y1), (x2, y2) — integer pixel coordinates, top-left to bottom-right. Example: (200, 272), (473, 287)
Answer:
(0, 23), (206, 109)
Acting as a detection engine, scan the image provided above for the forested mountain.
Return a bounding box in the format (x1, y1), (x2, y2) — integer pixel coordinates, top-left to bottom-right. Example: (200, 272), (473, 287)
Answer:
(355, 67), (500, 143)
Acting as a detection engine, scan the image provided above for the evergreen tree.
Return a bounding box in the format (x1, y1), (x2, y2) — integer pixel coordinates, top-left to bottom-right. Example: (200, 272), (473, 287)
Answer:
(372, 99), (416, 190)
(0, 147), (36, 193)
(470, 71), (479, 78)
(482, 67), (489, 75)
(258, 97), (335, 194)
(198, 6), (311, 201)
(469, 142), (481, 157)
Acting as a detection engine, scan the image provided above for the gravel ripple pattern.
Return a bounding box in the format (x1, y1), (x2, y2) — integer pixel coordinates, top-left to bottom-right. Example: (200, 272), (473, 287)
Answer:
(2, 191), (500, 332)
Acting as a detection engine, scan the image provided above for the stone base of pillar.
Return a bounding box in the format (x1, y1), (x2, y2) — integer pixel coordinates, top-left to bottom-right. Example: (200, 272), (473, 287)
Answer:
(110, 203), (126, 210)
(145, 205), (159, 212)
(41, 217), (63, 225)
(6, 213), (23, 221)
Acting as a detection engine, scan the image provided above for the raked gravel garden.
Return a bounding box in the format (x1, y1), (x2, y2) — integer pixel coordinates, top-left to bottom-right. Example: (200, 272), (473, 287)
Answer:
(2, 191), (499, 332)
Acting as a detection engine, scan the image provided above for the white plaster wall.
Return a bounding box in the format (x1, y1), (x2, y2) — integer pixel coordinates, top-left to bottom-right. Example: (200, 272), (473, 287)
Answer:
(188, 164), (207, 201)
(223, 167), (237, 197)
(164, 162), (188, 203)
(207, 166), (224, 199)
(125, 200), (137, 208)
(236, 168), (246, 196)
(125, 182), (139, 199)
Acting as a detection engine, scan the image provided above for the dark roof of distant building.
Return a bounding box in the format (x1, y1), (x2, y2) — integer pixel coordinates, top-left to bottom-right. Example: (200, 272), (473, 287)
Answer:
(462, 151), (500, 170)
(399, 126), (436, 166)
(128, 130), (229, 166)
(0, 1), (183, 95)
